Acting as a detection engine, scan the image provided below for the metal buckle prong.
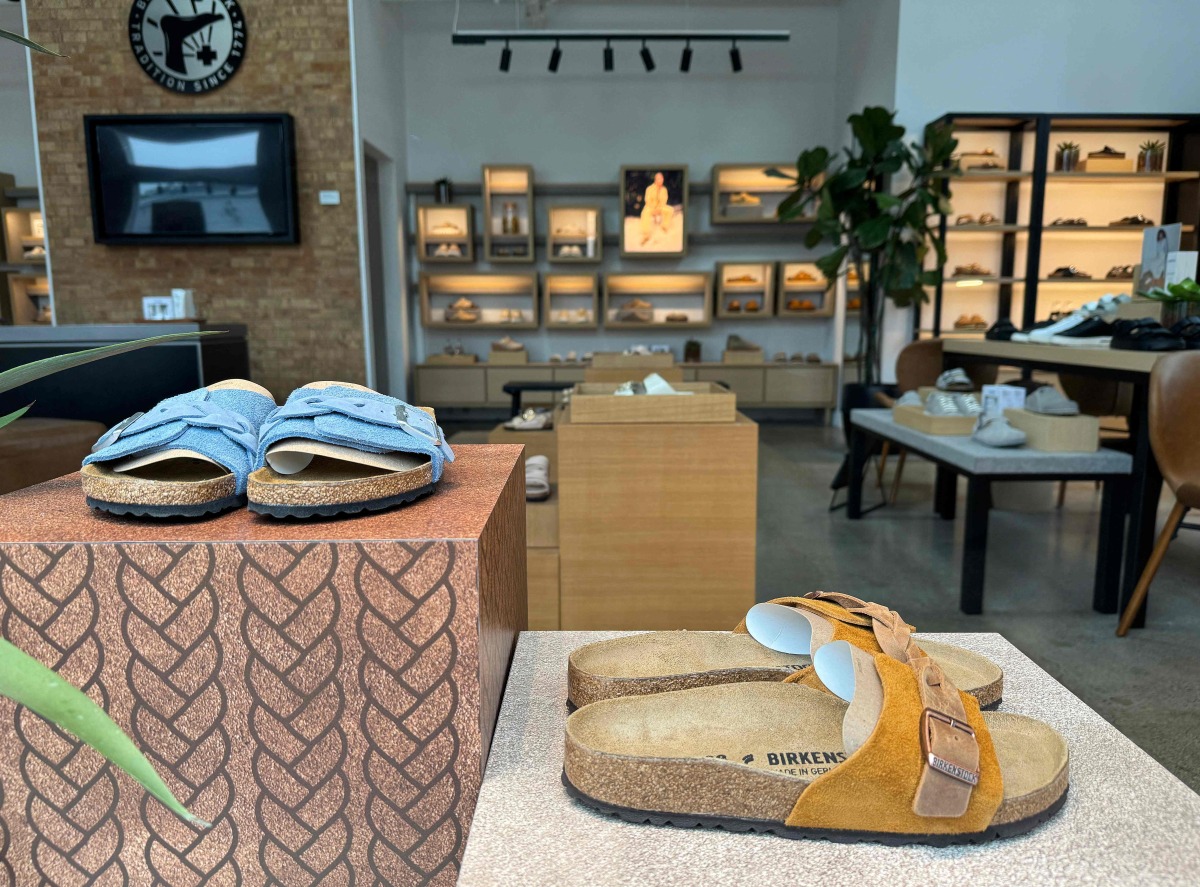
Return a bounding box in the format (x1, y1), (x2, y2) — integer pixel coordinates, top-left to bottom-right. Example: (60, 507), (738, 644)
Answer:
(919, 708), (980, 786)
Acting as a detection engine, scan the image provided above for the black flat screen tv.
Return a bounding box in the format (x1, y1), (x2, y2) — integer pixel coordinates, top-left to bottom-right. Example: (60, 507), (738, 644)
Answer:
(84, 113), (299, 245)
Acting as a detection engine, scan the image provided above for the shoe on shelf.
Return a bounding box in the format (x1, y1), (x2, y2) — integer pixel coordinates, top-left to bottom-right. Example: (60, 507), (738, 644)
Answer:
(665, 312), (689, 323)
(566, 350), (578, 362)
(953, 263), (993, 278)
(726, 334), (761, 352)
(1089, 145), (1126, 159)
(978, 212), (1000, 225)
(1049, 217), (1087, 227)
(725, 274), (760, 284)
(1111, 318), (1186, 352)
(445, 297), (480, 323)
(895, 390), (923, 407)
(491, 335), (525, 352)
(955, 393), (984, 416)
(1010, 319), (1058, 343)
(1106, 265), (1135, 280)
(1025, 386), (1081, 416)
(506, 408), (553, 431)
(1049, 265), (1092, 279)
(618, 298), (654, 323)
(729, 192), (762, 206)
(935, 368), (974, 391)
(847, 297), (861, 310)
(805, 353), (821, 364)
(525, 455), (551, 501)
(727, 300), (742, 312)
(431, 222), (464, 236)
(772, 351), (788, 362)
(973, 415), (1027, 448)
(1049, 316), (1115, 347)
(787, 269), (817, 282)
(955, 213), (976, 225)
(745, 300), (761, 312)
(924, 392), (965, 416)
(573, 308), (591, 324)
(986, 318), (1017, 341)
(1110, 214), (1154, 226)
(550, 353), (563, 364)
(1169, 316), (1200, 349)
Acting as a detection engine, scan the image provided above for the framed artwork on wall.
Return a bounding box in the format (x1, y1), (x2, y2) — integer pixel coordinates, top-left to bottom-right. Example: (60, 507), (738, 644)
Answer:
(620, 165), (688, 258)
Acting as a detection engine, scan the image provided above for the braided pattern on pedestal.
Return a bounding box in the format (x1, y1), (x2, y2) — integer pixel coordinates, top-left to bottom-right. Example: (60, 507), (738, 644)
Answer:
(238, 543), (352, 886)
(355, 542), (462, 886)
(0, 776), (13, 887)
(115, 543), (239, 886)
(0, 545), (127, 886)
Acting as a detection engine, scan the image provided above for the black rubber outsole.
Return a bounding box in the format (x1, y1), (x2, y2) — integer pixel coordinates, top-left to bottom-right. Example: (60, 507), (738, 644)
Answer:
(87, 494), (245, 519)
(247, 483), (436, 519)
(562, 771), (1067, 846)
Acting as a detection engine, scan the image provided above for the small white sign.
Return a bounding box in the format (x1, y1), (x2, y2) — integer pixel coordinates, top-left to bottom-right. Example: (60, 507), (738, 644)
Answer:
(319, 190), (341, 206)
(981, 384), (1026, 418)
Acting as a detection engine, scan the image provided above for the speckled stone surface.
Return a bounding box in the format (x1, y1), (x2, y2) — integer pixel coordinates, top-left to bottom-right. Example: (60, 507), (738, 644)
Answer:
(0, 446), (526, 886)
(851, 409), (1132, 475)
(459, 631), (1200, 886)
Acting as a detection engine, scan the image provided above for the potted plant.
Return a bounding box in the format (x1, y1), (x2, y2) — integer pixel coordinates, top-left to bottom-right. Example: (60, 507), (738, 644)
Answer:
(1139, 278), (1200, 328)
(1138, 140), (1166, 173)
(1055, 141), (1081, 172)
(768, 106), (958, 390)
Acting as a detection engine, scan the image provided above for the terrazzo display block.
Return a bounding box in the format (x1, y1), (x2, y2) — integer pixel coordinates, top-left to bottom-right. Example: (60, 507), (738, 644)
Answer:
(0, 444), (526, 887)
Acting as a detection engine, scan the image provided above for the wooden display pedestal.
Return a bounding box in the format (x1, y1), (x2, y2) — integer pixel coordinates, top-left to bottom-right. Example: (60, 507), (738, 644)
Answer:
(488, 349), (529, 365)
(1006, 408), (1100, 452)
(557, 405), (757, 630)
(0, 446), (526, 886)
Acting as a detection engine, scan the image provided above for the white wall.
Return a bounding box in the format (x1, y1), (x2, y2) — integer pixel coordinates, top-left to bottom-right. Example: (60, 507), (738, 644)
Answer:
(894, 0), (1200, 135)
(0, 5), (37, 186)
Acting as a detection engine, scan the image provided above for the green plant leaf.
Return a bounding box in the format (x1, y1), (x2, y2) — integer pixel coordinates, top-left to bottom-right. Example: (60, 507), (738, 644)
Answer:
(857, 216), (892, 251)
(814, 246), (848, 282)
(0, 27), (65, 57)
(873, 193), (903, 211)
(0, 331), (219, 396)
(0, 403), (32, 430)
(763, 167), (797, 181)
(849, 107), (905, 158)
(796, 147), (831, 182)
(0, 637), (207, 827)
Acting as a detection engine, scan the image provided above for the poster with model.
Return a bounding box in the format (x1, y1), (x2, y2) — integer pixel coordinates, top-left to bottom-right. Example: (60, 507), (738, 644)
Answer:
(1139, 223), (1181, 290)
(620, 165), (688, 257)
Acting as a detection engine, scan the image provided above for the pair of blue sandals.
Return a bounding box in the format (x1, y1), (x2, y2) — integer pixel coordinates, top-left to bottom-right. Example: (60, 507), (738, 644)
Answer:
(81, 380), (455, 519)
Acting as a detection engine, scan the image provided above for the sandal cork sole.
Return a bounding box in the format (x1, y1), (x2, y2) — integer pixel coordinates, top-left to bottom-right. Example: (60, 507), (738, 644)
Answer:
(81, 462), (238, 518)
(564, 683), (1067, 846)
(246, 457), (434, 518)
(568, 632), (1003, 710)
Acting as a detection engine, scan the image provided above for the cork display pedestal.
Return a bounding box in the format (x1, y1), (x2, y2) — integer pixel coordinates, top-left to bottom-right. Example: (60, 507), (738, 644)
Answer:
(0, 445), (526, 886)
(459, 631), (1200, 886)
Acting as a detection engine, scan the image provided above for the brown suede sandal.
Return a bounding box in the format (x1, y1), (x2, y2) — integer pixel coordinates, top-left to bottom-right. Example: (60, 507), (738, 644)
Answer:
(564, 640), (1068, 846)
(568, 592), (1003, 710)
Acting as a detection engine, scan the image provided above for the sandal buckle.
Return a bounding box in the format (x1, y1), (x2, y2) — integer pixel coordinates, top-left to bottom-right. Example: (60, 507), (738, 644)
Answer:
(91, 411), (145, 453)
(920, 708), (980, 786)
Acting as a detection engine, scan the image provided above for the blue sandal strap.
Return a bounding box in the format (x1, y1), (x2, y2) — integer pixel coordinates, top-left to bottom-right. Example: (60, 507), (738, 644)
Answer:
(256, 386), (455, 481)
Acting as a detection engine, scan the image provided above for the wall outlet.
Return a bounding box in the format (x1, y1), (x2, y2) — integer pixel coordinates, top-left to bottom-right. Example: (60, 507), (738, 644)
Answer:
(319, 190), (341, 205)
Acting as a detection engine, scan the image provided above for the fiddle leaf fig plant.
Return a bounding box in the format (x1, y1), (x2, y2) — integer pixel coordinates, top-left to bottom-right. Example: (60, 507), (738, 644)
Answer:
(0, 331), (216, 826)
(768, 107), (958, 385)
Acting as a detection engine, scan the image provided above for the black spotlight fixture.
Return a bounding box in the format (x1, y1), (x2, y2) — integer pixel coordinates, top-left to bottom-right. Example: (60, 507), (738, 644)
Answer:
(729, 40), (742, 72)
(603, 39), (614, 72)
(499, 39), (512, 72)
(680, 40), (693, 72)
(640, 40), (655, 72)
(549, 40), (562, 72)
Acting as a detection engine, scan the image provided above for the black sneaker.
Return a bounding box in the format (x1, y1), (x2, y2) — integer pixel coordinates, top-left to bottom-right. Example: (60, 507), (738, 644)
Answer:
(1169, 316), (1200, 350)
(1050, 316), (1114, 346)
(985, 319), (1018, 341)
(1111, 318), (1185, 351)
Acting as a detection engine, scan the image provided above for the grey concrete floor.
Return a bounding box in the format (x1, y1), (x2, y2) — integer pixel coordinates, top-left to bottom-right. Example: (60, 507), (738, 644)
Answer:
(757, 422), (1200, 792)
(448, 419), (1200, 792)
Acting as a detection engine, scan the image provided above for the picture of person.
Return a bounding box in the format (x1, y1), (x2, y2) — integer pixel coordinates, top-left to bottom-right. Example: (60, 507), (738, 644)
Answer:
(621, 165), (688, 257)
(1139, 224), (1181, 290)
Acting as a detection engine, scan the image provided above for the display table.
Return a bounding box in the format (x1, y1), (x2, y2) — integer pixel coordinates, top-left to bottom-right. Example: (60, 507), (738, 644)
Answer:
(0, 445), (526, 886)
(459, 630), (1200, 887)
(849, 409), (1132, 615)
(557, 405), (758, 630)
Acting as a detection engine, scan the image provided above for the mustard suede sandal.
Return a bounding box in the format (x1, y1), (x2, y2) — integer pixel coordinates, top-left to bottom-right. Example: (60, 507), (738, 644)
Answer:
(568, 592), (1003, 710)
(563, 639), (1068, 846)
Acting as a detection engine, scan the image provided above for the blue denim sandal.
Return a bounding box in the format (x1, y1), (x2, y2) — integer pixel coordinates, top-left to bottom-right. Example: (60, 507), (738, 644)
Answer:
(246, 381), (455, 518)
(81, 380), (277, 518)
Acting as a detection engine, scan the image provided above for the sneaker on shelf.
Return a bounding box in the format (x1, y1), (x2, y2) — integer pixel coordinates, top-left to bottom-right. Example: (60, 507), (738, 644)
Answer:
(491, 335), (525, 352)
(986, 318), (1018, 341)
(924, 392), (964, 416)
(1010, 319), (1059, 343)
(505, 408), (553, 431)
(954, 393), (984, 417)
(935, 368), (974, 391)
(726, 334), (762, 352)
(973, 415), (1027, 448)
(1049, 316), (1115, 347)
(1025, 386), (1080, 416)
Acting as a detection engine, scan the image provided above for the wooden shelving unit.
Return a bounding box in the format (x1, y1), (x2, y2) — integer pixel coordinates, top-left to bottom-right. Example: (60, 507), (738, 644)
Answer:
(716, 261), (774, 318)
(416, 204), (474, 264)
(419, 271), (539, 330)
(543, 273), (599, 328)
(710, 163), (814, 225)
(483, 165), (535, 263)
(603, 272), (712, 329)
(547, 206), (602, 264)
(927, 112), (1200, 337)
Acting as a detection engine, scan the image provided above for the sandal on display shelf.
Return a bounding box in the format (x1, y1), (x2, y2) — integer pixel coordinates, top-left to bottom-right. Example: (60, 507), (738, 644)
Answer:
(567, 592), (1003, 710)
(526, 455), (551, 502)
(506, 408), (554, 431)
(246, 382), (454, 519)
(82, 380), (277, 518)
(564, 634), (1066, 845)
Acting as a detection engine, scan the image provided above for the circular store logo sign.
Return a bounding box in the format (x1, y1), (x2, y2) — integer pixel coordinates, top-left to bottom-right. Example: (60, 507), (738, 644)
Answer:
(129, 0), (247, 94)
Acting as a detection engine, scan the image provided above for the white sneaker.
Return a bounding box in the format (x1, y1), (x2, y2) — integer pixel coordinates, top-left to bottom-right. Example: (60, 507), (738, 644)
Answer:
(505, 408), (553, 431)
(955, 393), (984, 416)
(925, 392), (964, 416)
(973, 415), (1027, 448)
(936, 368), (974, 391)
(526, 455), (551, 501)
(643, 372), (694, 396)
(1025, 386), (1080, 416)
(1029, 312), (1087, 343)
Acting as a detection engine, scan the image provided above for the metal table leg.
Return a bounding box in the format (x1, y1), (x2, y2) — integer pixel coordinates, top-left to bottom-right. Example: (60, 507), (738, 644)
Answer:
(935, 466), (957, 520)
(1093, 476), (1129, 614)
(848, 425), (868, 520)
(1120, 382), (1163, 629)
(961, 476), (990, 615)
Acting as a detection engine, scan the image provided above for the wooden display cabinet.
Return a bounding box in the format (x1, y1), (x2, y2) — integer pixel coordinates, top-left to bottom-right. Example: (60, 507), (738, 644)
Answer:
(419, 271), (539, 329)
(778, 262), (833, 317)
(547, 206), (602, 263)
(6, 274), (50, 325)
(716, 261), (774, 318)
(416, 204), (474, 263)
(2, 207), (46, 265)
(603, 272), (713, 329)
(710, 163), (812, 225)
(544, 273), (599, 328)
(483, 165), (535, 263)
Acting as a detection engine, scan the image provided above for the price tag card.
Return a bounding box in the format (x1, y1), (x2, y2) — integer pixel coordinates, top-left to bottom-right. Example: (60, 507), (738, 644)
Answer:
(981, 384), (1026, 418)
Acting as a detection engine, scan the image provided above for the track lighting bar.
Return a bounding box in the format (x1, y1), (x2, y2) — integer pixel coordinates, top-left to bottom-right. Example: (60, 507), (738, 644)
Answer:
(454, 29), (790, 45)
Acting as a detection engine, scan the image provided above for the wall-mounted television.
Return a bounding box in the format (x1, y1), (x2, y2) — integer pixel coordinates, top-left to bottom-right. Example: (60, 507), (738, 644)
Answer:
(84, 113), (299, 245)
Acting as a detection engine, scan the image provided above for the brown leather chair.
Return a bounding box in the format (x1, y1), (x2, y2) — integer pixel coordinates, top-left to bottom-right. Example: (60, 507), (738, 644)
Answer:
(1117, 351), (1200, 636)
(874, 339), (997, 501)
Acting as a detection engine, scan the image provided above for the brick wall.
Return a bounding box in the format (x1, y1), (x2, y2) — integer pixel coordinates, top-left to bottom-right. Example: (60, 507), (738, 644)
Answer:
(25, 0), (365, 397)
